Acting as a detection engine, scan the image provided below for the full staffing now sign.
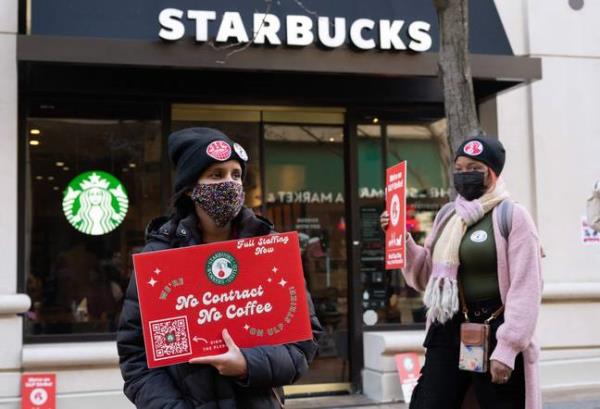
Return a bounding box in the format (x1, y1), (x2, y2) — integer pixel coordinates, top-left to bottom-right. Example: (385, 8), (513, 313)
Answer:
(158, 9), (433, 51)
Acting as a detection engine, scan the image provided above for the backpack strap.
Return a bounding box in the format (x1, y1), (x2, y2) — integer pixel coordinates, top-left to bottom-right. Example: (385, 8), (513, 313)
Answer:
(432, 200), (514, 247)
(498, 199), (514, 241)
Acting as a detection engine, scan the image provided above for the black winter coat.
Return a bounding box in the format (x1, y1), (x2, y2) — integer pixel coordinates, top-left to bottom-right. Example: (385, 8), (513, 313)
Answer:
(117, 208), (323, 409)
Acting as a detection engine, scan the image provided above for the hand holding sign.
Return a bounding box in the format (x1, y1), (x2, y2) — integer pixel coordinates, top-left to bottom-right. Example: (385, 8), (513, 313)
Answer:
(380, 210), (390, 231)
(189, 329), (248, 377)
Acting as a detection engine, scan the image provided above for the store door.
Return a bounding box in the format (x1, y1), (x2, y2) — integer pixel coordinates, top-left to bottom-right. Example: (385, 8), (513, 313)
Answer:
(263, 123), (350, 392)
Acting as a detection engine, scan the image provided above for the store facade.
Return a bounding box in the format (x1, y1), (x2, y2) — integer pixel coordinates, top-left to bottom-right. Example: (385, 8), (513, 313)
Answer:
(0, 0), (551, 406)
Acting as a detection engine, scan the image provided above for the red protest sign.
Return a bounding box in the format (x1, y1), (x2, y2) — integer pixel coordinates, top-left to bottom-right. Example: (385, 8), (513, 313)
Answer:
(21, 373), (55, 409)
(133, 231), (313, 368)
(395, 353), (421, 403)
(385, 161), (407, 270)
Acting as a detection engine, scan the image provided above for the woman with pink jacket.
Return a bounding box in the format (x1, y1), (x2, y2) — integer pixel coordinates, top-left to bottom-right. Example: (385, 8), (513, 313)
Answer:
(381, 136), (543, 409)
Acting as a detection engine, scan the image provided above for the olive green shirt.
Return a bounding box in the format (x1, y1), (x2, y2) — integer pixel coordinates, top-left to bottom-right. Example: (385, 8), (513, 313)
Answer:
(458, 211), (501, 302)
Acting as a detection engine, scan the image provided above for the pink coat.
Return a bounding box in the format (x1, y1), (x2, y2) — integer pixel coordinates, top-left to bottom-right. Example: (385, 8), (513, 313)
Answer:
(405, 203), (543, 409)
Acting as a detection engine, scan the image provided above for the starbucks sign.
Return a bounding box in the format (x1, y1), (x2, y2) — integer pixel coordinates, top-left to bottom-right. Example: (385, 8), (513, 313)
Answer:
(62, 171), (129, 236)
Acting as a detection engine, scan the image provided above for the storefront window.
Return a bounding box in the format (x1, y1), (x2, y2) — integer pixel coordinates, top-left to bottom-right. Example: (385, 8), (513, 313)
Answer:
(264, 124), (349, 384)
(358, 120), (450, 327)
(24, 101), (163, 338)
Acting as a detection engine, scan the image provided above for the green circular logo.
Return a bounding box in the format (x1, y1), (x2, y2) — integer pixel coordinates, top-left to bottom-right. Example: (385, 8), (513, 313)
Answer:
(62, 171), (129, 236)
(206, 252), (239, 285)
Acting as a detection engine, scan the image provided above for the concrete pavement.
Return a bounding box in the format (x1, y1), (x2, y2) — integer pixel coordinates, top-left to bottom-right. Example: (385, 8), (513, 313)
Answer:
(286, 387), (600, 408)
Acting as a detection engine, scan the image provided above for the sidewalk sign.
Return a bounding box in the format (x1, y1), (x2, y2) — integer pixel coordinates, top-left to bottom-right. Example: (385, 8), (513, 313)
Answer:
(395, 353), (421, 403)
(21, 373), (55, 409)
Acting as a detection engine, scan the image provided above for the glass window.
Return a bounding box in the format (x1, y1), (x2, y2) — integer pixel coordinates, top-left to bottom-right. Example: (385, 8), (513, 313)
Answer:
(264, 124), (348, 384)
(24, 101), (163, 338)
(358, 120), (450, 327)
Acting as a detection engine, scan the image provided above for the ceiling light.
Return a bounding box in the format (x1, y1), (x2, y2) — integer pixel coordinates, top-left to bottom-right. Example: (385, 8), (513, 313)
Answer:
(63, 166), (70, 171)
(372, 117), (379, 124)
(129, 163), (136, 168)
(30, 129), (41, 135)
(35, 176), (43, 181)
(53, 186), (59, 191)
(329, 137), (335, 142)
(47, 176), (54, 181)
(122, 168), (129, 172)
(29, 140), (40, 146)
(56, 161), (65, 167)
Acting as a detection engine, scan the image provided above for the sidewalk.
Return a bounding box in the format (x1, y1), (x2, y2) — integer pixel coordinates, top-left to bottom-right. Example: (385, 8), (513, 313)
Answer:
(286, 387), (600, 408)
(543, 387), (600, 409)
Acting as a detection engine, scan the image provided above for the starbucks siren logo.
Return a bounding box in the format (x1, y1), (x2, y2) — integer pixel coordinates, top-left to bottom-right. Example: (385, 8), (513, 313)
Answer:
(206, 252), (239, 285)
(62, 171), (129, 236)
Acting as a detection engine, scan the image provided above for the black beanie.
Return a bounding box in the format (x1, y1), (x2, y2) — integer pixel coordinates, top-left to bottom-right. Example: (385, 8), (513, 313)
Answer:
(455, 135), (506, 176)
(168, 127), (248, 192)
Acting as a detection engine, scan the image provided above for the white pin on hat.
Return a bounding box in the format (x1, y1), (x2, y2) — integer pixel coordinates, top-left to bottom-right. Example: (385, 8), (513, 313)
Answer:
(233, 143), (248, 161)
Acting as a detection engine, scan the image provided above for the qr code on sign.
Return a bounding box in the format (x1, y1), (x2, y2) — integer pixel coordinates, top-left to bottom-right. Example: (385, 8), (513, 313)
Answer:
(149, 316), (192, 361)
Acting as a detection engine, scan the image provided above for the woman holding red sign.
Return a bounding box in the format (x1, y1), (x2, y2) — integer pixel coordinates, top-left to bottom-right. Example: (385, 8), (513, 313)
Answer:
(381, 136), (542, 409)
(117, 128), (322, 409)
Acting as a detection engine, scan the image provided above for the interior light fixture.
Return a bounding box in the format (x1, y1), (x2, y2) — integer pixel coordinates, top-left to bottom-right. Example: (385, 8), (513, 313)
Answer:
(29, 140), (40, 146)
(30, 129), (41, 135)
(56, 161), (65, 167)
(372, 117), (379, 124)
(63, 166), (70, 171)
(48, 176), (55, 181)
(129, 163), (136, 168)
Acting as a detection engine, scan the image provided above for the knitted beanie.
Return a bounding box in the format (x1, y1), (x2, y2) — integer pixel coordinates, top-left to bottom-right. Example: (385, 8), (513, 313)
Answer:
(455, 135), (506, 176)
(168, 127), (248, 192)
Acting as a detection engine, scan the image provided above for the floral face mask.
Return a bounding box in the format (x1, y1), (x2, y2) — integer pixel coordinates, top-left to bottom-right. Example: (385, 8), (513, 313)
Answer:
(190, 181), (245, 227)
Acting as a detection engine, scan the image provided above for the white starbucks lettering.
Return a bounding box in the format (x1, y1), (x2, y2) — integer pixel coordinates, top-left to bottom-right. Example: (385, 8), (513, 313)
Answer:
(216, 11), (249, 43)
(187, 10), (217, 42)
(253, 14), (282, 45)
(380, 19), (406, 50)
(408, 21), (432, 52)
(350, 18), (376, 50)
(157, 9), (433, 52)
(318, 17), (346, 48)
(158, 8), (185, 41)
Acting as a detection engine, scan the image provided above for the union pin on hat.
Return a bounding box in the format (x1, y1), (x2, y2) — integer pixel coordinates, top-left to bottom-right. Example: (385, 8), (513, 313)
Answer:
(455, 135), (506, 176)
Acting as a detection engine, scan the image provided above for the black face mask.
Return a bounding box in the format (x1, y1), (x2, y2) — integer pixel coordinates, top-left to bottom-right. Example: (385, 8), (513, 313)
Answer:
(453, 171), (487, 201)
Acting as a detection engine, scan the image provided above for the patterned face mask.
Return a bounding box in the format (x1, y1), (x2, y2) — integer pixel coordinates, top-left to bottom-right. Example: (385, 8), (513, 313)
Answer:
(191, 182), (245, 227)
